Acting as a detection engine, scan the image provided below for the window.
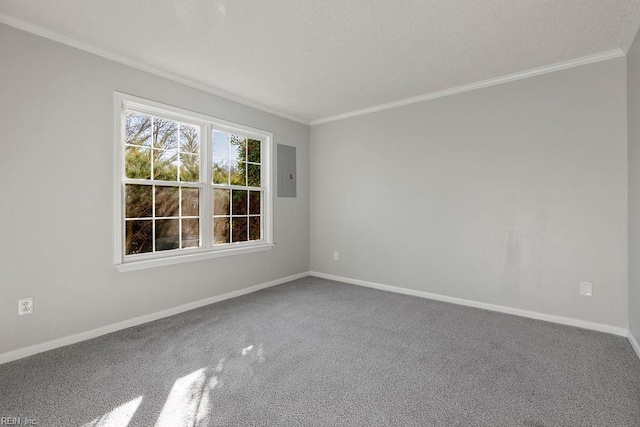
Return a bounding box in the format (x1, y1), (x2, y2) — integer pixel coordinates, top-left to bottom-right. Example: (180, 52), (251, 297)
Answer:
(115, 93), (272, 271)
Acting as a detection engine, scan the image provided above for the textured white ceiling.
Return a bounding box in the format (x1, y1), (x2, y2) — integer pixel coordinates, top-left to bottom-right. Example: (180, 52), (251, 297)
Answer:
(1, 1), (639, 123)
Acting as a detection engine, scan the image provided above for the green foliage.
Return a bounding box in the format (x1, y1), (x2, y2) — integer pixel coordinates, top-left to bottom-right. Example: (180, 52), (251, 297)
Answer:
(125, 147), (151, 179)
(247, 139), (260, 163)
(125, 114), (201, 182)
(213, 162), (229, 184)
(180, 154), (199, 182)
(228, 136), (260, 187)
(124, 112), (263, 253)
(124, 111), (203, 255)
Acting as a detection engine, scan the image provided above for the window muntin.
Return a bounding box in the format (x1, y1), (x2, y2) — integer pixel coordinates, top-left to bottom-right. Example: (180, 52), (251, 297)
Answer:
(116, 94), (272, 269)
(124, 184), (201, 255)
(123, 111), (203, 255)
(212, 131), (263, 245)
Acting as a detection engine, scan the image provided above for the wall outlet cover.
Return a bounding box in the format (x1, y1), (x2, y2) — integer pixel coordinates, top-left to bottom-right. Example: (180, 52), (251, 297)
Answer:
(580, 282), (593, 297)
(18, 297), (33, 315)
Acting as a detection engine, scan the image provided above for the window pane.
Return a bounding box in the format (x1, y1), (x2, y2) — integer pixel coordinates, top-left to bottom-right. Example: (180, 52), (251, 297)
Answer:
(181, 188), (199, 216)
(125, 111), (151, 146)
(155, 186), (179, 217)
(153, 149), (178, 181)
(213, 159), (229, 184)
(182, 218), (200, 248)
(232, 190), (248, 215)
(125, 184), (152, 218)
(125, 147), (151, 179)
(249, 216), (261, 241)
(229, 135), (246, 162)
(249, 191), (260, 215)
(122, 99), (270, 260)
(247, 139), (260, 163)
(213, 131), (229, 159)
(247, 164), (260, 187)
(214, 189), (230, 215)
(125, 220), (153, 255)
(180, 124), (199, 154)
(214, 217), (230, 244)
(153, 117), (178, 150)
(230, 161), (246, 186)
(232, 217), (248, 243)
(179, 154), (199, 182)
(155, 219), (179, 251)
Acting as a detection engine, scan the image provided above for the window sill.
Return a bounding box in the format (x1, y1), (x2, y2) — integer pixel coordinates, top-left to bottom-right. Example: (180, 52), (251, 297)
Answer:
(115, 244), (274, 272)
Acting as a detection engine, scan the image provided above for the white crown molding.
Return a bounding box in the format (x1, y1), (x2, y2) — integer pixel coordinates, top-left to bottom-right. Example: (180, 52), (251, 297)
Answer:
(310, 49), (626, 125)
(310, 271), (629, 337)
(0, 13), (310, 126)
(0, 13), (633, 129)
(0, 272), (310, 365)
(621, 4), (640, 54)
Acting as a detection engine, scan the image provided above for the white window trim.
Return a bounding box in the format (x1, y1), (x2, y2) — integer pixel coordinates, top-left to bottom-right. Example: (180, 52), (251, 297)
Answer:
(113, 92), (274, 272)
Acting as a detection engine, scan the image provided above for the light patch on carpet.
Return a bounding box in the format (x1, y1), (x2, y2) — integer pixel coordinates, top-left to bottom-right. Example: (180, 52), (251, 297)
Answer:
(81, 395), (143, 427)
(155, 368), (217, 427)
(257, 344), (265, 363)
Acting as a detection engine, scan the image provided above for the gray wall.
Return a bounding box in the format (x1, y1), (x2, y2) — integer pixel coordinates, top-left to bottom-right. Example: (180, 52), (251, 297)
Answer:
(0, 24), (310, 355)
(629, 30), (640, 340)
(311, 58), (628, 328)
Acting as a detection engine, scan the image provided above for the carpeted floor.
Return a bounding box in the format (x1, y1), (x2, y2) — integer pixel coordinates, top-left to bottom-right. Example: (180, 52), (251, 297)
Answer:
(1, 276), (639, 426)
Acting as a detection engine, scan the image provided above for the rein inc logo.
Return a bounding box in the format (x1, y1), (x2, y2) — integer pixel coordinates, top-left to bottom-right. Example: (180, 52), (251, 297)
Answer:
(0, 417), (37, 425)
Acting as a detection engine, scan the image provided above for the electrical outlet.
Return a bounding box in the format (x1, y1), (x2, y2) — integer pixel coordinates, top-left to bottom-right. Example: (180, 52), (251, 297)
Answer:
(18, 297), (33, 315)
(333, 251), (339, 261)
(580, 282), (593, 297)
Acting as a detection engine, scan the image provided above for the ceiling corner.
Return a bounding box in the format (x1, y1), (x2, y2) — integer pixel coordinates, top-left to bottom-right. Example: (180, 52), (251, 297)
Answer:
(621, 5), (640, 54)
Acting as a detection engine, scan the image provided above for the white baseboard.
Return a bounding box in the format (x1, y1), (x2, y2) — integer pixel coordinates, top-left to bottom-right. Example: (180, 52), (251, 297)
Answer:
(310, 271), (629, 337)
(0, 272), (310, 365)
(629, 331), (640, 361)
(4, 271), (634, 366)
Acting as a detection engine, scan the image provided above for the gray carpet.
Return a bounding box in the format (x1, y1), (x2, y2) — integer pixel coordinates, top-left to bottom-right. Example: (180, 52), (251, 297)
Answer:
(1, 277), (639, 426)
